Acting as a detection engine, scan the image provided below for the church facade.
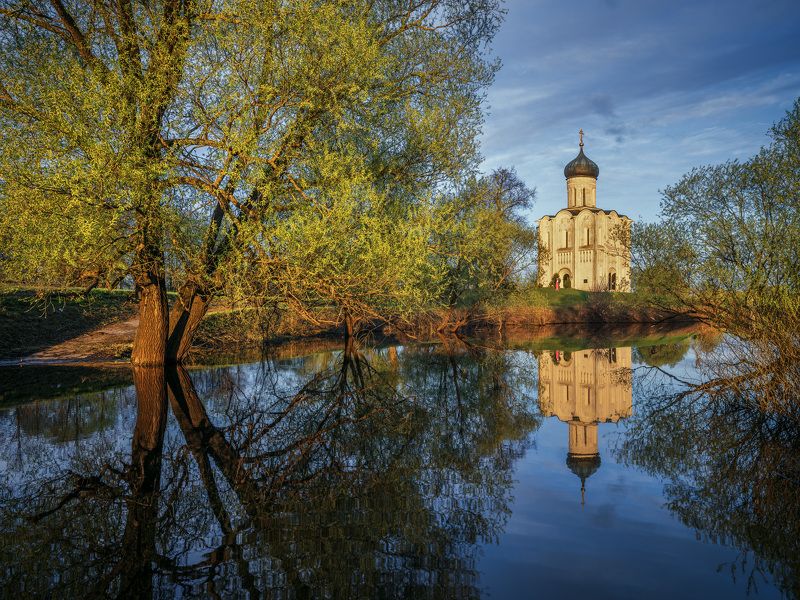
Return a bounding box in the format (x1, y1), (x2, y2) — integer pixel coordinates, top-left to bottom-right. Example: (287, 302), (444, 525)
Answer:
(537, 131), (632, 291)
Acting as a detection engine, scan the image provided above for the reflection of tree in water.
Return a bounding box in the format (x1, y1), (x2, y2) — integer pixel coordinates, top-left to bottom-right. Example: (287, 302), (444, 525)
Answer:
(5, 388), (130, 444)
(0, 368), (166, 598)
(633, 339), (691, 368)
(0, 342), (540, 598)
(618, 337), (800, 598)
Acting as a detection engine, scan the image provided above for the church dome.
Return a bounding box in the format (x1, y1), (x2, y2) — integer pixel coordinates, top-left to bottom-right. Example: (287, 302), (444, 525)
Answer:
(564, 129), (599, 179)
(566, 453), (601, 482)
(567, 453), (601, 505)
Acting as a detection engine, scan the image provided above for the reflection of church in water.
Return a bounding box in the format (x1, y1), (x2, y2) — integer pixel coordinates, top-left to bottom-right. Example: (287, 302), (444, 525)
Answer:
(538, 347), (633, 503)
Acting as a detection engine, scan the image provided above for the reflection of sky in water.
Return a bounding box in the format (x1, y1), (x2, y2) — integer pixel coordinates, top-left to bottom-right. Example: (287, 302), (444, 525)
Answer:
(0, 337), (789, 599)
(479, 417), (779, 599)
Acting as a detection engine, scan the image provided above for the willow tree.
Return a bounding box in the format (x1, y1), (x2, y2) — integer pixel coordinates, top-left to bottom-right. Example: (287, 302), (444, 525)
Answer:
(219, 148), (447, 340)
(0, 0), (503, 364)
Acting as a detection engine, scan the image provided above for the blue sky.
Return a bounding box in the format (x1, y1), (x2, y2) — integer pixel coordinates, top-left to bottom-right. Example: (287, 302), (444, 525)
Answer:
(480, 0), (800, 222)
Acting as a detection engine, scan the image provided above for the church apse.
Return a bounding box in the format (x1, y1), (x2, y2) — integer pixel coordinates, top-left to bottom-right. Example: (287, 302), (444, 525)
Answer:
(537, 347), (633, 503)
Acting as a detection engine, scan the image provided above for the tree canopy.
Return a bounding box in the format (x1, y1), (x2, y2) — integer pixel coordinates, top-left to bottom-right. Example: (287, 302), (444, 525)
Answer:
(0, 0), (533, 363)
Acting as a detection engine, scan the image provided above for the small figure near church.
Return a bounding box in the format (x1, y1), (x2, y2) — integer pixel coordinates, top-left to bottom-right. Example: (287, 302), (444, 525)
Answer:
(538, 131), (632, 291)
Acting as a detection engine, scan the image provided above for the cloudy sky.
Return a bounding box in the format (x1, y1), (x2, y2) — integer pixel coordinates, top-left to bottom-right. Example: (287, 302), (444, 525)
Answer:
(479, 0), (800, 222)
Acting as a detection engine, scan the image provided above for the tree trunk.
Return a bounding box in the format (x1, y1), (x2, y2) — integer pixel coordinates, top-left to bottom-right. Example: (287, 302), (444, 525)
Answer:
(166, 282), (212, 364)
(131, 274), (169, 366)
(130, 186), (169, 365)
(166, 203), (227, 363)
(344, 313), (356, 341)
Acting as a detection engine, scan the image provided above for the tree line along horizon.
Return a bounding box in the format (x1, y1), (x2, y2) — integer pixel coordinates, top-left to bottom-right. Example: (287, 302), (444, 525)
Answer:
(1, 1), (797, 365)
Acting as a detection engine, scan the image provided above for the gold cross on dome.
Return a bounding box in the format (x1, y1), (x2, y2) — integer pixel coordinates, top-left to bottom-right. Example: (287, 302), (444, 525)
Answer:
(579, 129), (584, 147)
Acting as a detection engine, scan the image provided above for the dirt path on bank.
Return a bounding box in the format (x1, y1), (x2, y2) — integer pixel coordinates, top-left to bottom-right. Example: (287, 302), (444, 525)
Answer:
(1, 316), (138, 366)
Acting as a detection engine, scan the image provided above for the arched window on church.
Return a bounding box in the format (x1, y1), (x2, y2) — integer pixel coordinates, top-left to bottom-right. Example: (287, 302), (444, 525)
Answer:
(584, 227), (590, 246)
(582, 188), (586, 206)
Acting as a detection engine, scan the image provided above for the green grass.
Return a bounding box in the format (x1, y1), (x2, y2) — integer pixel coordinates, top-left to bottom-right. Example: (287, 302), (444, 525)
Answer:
(193, 307), (266, 349)
(493, 285), (653, 311)
(0, 288), (137, 359)
(506, 331), (694, 353)
(505, 287), (590, 308)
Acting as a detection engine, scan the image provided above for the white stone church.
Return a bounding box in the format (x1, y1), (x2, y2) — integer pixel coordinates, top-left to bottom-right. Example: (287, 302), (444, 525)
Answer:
(537, 131), (632, 291)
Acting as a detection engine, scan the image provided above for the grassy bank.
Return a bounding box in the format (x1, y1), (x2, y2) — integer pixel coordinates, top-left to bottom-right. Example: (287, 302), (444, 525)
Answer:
(0, 286), (690, 361)
(483, 287), (683, 329)
(193, 288), (689, 355)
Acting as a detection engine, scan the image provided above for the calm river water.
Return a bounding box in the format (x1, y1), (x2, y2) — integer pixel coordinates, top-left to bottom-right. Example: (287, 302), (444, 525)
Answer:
(0, 328), (797, 599)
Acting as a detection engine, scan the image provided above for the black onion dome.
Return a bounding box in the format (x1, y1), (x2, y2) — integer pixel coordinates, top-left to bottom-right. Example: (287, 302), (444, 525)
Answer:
(566, 453), (601, 482)
(564, 146), (599, 179)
